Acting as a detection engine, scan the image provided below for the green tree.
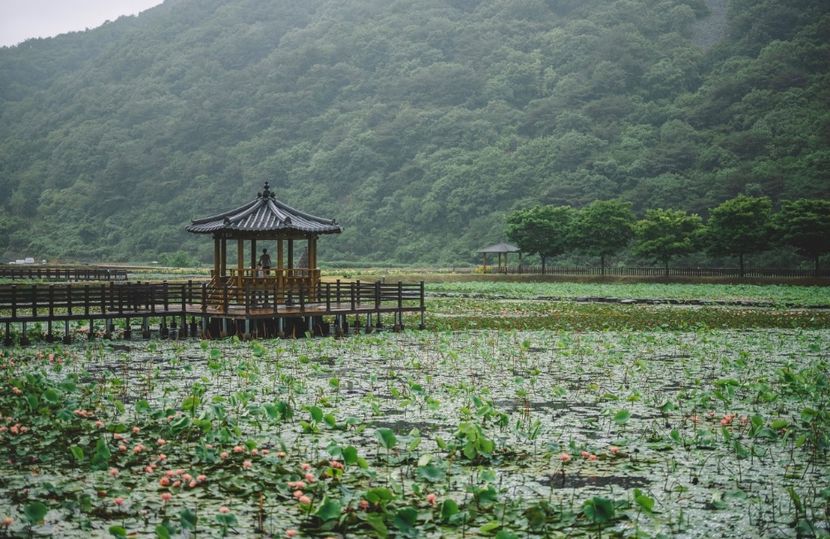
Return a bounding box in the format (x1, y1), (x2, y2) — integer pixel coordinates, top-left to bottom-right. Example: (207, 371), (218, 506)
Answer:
(775, 199), (830, 276)
(571, 200), (635, 275)
(633, 208), (702, 276)
(704, 195), (773, 277)
(506, 205), (575, 272)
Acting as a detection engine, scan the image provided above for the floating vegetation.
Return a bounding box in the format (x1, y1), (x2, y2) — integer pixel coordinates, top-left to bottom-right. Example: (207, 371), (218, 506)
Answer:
(1, 326), (828, 537)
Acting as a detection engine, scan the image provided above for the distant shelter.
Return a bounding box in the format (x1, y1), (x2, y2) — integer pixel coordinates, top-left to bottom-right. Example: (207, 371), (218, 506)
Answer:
(478, 242), (520, 273)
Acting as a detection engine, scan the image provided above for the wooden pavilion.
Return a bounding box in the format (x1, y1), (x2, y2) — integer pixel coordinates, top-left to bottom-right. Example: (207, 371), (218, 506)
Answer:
(478, 242), (521, 273)
(186, 181), (342, 305)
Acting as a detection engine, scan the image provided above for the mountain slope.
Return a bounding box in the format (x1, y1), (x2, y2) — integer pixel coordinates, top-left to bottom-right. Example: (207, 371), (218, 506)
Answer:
(0, 0), (828, 264)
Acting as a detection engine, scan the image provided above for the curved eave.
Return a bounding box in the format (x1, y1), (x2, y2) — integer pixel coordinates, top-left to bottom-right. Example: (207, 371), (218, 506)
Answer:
(185, 222), (343, 235)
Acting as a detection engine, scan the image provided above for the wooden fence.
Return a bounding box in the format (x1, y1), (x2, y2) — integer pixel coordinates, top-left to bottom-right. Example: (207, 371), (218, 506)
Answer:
(473, 266), (828, 278)
(0, 266), (128, 281)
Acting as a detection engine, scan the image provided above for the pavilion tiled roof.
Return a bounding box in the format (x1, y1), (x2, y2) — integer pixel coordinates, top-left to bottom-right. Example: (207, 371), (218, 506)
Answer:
(186, 182), (342, 235)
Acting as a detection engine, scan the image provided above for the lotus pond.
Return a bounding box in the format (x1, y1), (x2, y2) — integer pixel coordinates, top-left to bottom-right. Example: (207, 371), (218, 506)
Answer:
(1, 326), (828, 537)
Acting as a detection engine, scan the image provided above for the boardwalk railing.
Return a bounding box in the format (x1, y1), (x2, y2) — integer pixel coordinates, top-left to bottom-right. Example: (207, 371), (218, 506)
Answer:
(0, 280), (426, 344)
(0, 266), (128, 281)
(475, 266), (828, 279)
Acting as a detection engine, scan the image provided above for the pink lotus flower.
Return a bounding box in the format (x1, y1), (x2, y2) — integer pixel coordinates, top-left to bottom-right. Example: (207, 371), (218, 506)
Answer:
(165, 470), (177, 478)
(1, 517), (12, 527)
(113, 433), (124, 441)
(580, 451), (591, 459)
(182, 473), (192, 482)
(559, 452), (571, 463)
(145, 466), (154, 474)
(159, 477), (171, 487)
(188, 480), (197, 488)
(250, 449), (259, 456)
(286, 530), (297, 538)
(95, 420), (105, 428)
(157, 438), (167, 446)
(220, 451), (229, 460)
(609, 446), (620, 455)
(12, 387), (22, 395)
(300, 463), (311, 471)
(299, 495), (311, 505)
(219, 506), (230, 514)
(109, 467), (119, 477)
(293, 490), (303, 499)
(304, 472), (315, 483)
(359, 500), (369, 510)
(157, 454), (167, 462)
(233, 445), (245, 454)
(197, 474), (207, 483)
(133, 444), (145, 454)
(132, 426), (140, 434)
(114, 497), (124, 506)
(118, 444), (127, 453)
(243, 460), (252, 469)
(172, 480), (181, 488)
(261, 449), (270, 456)
(426, 493), (437, 506)
(329, 460), (344, 470)
(161, 492), (172, 502)
(588, 454), (598, 461)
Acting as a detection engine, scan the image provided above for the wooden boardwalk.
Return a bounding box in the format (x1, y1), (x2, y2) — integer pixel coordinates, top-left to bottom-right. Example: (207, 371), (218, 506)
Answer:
(0, 280), (425, 345)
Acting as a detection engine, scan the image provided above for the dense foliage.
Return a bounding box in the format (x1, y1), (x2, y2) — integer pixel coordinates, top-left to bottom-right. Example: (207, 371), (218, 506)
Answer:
(0, 0), (828, 264)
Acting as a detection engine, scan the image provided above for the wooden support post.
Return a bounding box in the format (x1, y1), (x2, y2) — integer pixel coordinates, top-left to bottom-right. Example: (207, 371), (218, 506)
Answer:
(325, 283), (331, 313)
(287, 240), (294, 269)
(419, 281), (426, 330)
(214, 236), (221, 278)
(277, 239), (284, 269)
(201, 283), (207, 314)
(251, 239), (257, 270)
(124, 318), (131, 340)
(31, 284), (37, 317)
(237, 239), (244, 285)
(220, 237), (227, 277)
(162, 281), (168, 312)
(397, 281), (403, 329)
(21, 322), (29, 346)
(63, 319), (71, 344)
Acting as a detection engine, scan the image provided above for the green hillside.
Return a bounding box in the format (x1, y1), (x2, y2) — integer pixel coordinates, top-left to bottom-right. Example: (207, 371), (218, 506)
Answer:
(0, 0), (828, 264)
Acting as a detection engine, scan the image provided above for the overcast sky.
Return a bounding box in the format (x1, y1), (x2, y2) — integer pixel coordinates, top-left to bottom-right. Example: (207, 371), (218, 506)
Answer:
(0, 0), (164, 47)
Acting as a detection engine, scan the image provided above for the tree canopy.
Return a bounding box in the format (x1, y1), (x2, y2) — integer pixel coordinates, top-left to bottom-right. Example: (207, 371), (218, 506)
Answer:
(633, 209), (703, 274)
(570, 200), (635, 273)
(704, 195), (773, 275)
(0, 0), (828, 264)
(775, 199), (830, 275)
(506, 205), (574, 271)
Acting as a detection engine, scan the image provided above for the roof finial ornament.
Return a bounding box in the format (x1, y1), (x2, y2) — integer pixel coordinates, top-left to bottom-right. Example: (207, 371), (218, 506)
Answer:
(262, 181), (273, 198)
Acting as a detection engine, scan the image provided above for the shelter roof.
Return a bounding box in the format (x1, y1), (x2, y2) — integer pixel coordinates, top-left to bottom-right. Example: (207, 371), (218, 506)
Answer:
(477, 242), (520, 254)
(186, 182), (342, 235)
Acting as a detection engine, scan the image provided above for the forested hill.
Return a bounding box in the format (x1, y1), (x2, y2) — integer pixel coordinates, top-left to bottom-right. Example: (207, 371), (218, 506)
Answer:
(1, 0), (828, 265)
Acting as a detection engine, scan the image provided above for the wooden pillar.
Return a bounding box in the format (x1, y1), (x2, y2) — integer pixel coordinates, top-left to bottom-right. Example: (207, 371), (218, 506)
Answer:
(213, 237), (220, 278)
(220, 238), (227, 277)
(309, 236), (317, 270)
(237, 238), (244, 276)
(288, 240), (294, 269)
(277, 239), (284, 269)
(250, 239), (257, 269)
